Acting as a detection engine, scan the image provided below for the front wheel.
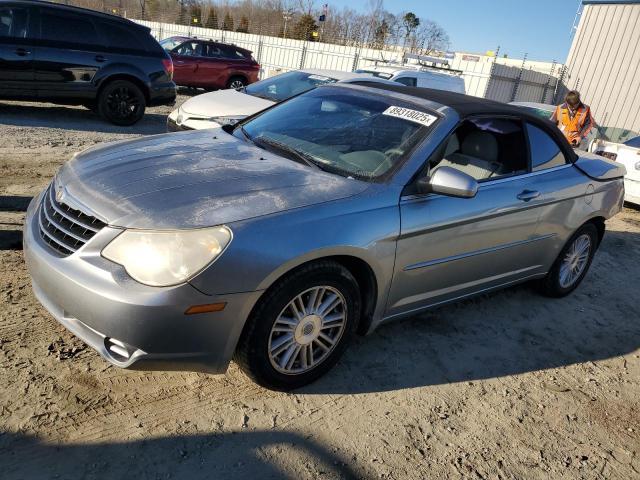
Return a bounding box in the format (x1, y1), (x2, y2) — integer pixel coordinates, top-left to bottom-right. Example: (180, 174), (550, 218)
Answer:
(234, 261), (360, 390)
(98, 80), (146, 126)
(539, 223), (598, 297)
(226, 76), (247, 90)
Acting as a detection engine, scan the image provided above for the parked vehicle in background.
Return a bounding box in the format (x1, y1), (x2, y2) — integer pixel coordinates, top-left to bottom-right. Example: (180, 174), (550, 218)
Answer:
(25, 83), (625, 390)
(356, 55), (465, 93)
(167, 68), (399, 131)
(509, 102), (598, 152)
(0, 0), (176, 125)
(160, 36), (259, 91)
(592, 135), (640, 205)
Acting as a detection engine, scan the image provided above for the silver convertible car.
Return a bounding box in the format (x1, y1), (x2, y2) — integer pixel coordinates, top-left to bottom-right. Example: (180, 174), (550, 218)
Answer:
(24, 83), (625, 390)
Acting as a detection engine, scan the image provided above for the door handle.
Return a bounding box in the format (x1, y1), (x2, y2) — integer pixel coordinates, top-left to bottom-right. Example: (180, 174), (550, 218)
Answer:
(175, 60), (184, 65)
(95, 55), (106, 63)
(14, 48), (31, 56)
(517, 190), (541, 202)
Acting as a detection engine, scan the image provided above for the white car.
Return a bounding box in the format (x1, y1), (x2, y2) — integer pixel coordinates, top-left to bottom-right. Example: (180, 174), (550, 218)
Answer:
(592, 136), (640, 205)
(355, 64), (466, 93)
(167, 69), (396, 131)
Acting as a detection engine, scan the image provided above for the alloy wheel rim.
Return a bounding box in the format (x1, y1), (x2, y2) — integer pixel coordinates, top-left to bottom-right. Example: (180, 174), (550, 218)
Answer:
(106, 86), (140, 119)
(268, 286), (347, 375)
(230, 80), (245, 89)
(559, 233), (591, 288)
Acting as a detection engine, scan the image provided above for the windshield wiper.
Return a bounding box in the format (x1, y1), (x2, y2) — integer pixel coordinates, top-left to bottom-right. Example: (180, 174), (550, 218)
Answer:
(253, 136), (321, 170)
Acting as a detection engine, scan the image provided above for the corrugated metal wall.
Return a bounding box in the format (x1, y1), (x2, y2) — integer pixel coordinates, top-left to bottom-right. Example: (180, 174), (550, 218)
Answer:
(563, 2), (640, 138)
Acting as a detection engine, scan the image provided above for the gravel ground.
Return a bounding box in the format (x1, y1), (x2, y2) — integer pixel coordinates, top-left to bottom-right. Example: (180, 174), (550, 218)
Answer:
(0, 97), (639, 479)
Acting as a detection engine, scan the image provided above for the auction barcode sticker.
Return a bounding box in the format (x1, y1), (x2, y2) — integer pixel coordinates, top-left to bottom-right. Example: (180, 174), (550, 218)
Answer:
(382, 106), (437, 127)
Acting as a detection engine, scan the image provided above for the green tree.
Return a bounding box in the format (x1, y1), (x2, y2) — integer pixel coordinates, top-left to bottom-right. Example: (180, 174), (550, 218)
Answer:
(222, 12), (234, 31)
(401, 12), (419, 50)
(236, 15), (249, 33)
(205, 7), (218, 29)
(292, 14), (318, 41)
(402, 12), (420, 37)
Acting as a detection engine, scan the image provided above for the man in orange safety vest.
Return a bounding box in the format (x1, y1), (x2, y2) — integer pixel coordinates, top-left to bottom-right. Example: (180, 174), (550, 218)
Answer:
(550, 90), (595, 148)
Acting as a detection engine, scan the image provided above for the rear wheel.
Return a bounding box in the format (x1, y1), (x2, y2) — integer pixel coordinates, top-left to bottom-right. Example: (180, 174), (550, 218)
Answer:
(227, 76), (247, 90)
(539, 223), (598, 297)
(234, 261), (360, 390)
(98, 80), (146, 126)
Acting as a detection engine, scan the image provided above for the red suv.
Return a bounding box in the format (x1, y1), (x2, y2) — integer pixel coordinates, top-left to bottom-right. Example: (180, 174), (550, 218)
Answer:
(160, 36), (260, 90)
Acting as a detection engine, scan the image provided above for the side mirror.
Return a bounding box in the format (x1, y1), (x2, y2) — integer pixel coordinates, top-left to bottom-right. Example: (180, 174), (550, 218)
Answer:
(418, 166), (478, 198)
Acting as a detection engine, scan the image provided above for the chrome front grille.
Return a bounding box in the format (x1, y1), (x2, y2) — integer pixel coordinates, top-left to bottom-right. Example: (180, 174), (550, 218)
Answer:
(38, 185), (106, 255)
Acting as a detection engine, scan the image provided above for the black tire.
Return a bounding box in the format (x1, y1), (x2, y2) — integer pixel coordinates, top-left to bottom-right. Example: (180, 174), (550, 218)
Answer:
(538, 223), (598, 297)
(98, 79), (146, 126)
(234, 260), (361, 391)
(226, 76), (247, 90)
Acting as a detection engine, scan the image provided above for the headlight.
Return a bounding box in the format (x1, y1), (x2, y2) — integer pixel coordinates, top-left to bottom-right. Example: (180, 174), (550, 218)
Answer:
(102, 226), (232, 287)
(209, 115), (244, 126)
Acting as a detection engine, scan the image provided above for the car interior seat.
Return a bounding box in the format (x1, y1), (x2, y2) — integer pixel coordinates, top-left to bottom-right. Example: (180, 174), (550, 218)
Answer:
(436, 130), (503, 180)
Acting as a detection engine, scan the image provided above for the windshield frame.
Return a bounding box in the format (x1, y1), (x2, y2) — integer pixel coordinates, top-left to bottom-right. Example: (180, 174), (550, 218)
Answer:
(232, 85), (442, 183)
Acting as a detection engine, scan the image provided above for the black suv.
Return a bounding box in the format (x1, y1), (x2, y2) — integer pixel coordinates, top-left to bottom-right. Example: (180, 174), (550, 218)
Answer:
(0, 0), (176, 125)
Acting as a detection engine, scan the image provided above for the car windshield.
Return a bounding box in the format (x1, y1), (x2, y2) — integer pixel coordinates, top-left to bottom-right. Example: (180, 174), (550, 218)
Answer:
(159, 37), (185, 51)
(238, 88), (438, 180)
(356, 69), (393, 79)
(518, 106), (555, 120)
(244, 71), (338, 102)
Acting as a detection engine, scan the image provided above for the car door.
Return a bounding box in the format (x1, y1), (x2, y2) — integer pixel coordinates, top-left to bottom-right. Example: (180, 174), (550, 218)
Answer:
(193, 43), (228, 89)
(34, 7), (106, 101)
(386, 116), (549, 318)
(521, 121), (598, 268)
(0, 4), (36, 97)
(171, 40), (202, 87)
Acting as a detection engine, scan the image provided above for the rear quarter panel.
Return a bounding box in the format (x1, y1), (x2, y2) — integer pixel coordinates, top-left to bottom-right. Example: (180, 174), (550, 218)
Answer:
(533, 164), (624, 270)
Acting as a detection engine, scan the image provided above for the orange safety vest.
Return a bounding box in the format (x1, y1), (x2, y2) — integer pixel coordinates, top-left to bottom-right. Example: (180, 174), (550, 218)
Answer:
(554, 103), (593, 144)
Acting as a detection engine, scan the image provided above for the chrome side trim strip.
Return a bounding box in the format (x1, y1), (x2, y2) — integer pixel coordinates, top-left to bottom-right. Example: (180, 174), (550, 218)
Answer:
(404, 233), (556, 271)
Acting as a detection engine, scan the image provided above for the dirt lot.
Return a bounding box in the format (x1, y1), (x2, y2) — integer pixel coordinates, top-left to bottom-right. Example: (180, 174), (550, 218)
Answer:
(1, 97), (639, 480)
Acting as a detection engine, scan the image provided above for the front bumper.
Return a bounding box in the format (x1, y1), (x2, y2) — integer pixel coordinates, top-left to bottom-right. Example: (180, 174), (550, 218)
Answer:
(23, 192), (262, 373)
(166, 115), (194, 132)
(166, 108), (223, 132)
(625, 178), (640, 206)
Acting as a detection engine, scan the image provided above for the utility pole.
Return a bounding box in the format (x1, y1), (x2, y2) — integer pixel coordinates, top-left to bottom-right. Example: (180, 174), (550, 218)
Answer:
(282, 10), (294, 38)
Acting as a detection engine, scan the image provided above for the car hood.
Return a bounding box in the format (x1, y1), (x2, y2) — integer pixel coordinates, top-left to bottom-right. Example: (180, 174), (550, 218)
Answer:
(55, 130), (369, 229)
(180, 88), (274, 118)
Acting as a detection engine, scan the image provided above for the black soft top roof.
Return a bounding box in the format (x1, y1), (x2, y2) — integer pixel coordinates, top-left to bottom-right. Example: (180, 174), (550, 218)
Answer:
(351, 81), (577, 161)
(353, 81), (541, 117)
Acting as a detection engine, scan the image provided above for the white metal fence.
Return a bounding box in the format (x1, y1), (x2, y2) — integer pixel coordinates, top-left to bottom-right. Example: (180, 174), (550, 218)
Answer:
(136, 20), (565, 105)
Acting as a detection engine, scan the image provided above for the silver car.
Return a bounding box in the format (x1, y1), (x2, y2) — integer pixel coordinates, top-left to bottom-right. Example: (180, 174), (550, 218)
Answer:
(24, 83), (626, 390)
